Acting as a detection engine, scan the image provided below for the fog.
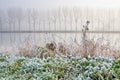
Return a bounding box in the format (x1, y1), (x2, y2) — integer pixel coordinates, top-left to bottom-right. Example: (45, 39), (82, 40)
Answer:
(0, 0), (120, 10)
(0, 0), (120, 48)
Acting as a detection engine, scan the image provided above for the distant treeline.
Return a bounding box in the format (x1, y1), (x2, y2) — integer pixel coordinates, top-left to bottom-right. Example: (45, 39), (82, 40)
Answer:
(0, 7), (120, 31)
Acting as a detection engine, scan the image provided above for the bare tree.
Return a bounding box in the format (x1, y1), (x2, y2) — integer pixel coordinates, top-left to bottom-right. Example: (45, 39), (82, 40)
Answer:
(15, 8), (24, 31)
(31, 9), (38, 31)
(58, 8), (62, 30)
(47, 10), (51, 31)
(7, 8), (16, 31)
(73, 7), (81, 42)
(26, 9), (32, 31)
(51, 9), (58, 31)
(31, 9), (39, 43)
(38, 10), (43, 30)
(0, 9), (4, 45)
(0, 9), (4, 30)
(62, 8), (69, 31)
(69, 9), (73, 30)
(7, 8), (17, 43)
(62, 7), (69, 40)
(14, 8), (24, 42)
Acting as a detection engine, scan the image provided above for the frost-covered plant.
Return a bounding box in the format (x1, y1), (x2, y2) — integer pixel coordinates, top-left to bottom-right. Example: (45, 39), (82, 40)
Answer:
(1, 55), (119, 80)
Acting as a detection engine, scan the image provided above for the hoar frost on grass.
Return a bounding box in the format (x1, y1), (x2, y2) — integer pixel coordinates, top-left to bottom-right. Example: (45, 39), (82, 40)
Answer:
(0, 54), (120, 80)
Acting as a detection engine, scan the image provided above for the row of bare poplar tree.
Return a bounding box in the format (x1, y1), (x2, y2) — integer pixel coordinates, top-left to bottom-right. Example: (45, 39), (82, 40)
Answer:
(0, 7), (119, 31)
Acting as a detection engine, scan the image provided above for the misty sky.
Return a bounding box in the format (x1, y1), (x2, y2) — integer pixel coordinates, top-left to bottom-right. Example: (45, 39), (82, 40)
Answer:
(0, 0), (120, 10)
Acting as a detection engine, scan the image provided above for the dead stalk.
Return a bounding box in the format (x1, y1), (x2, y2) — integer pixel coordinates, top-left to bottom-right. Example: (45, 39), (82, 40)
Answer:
(82, 21), (90, 57)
